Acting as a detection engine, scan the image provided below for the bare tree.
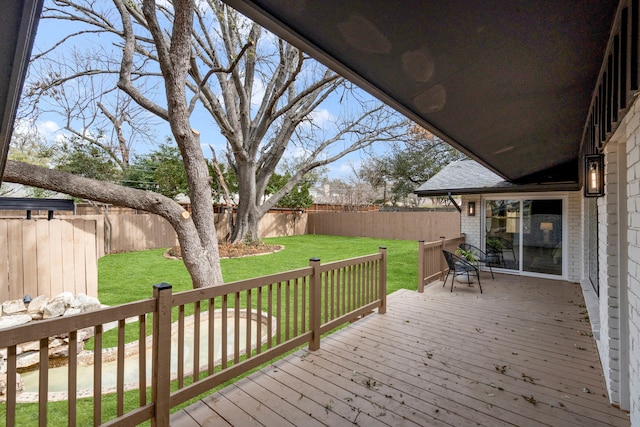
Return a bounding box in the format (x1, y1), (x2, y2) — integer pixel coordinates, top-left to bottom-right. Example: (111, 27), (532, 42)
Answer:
(9, 0), (224, 288)
(22, 0), (406, 244)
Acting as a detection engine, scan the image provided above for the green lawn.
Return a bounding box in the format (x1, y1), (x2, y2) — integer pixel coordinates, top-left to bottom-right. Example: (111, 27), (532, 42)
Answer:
(98, 234), (418, 305)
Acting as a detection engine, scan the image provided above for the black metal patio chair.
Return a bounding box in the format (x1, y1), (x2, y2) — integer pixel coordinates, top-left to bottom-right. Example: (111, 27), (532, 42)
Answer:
(458, 243), (495, 279)
(442, 250), (482, 293)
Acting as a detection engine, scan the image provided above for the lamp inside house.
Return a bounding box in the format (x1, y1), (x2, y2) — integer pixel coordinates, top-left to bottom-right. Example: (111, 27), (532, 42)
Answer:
(540, 222), (553, 244)
(467, 201), (475, 216)
(585, 154), (604, 197)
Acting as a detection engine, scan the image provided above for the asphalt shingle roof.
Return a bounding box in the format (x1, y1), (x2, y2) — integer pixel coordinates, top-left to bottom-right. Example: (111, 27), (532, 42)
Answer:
(415, 160), (579, 196)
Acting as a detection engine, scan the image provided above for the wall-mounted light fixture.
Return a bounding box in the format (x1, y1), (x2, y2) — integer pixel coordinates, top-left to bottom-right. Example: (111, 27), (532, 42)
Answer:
(467, 201), (476, 216)
(540, 222), (553, 244)
(584, 154), (604, 197)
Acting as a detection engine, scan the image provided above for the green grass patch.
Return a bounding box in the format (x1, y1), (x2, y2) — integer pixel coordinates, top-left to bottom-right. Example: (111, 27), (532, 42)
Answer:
(98, 234), (418, 305)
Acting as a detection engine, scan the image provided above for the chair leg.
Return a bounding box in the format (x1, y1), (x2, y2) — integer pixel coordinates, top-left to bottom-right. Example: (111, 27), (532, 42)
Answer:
(477, 269), (482, 293)
(450, 273), (455, 292)
(488, 264), (494, 279)
(443, 270), (450, 287)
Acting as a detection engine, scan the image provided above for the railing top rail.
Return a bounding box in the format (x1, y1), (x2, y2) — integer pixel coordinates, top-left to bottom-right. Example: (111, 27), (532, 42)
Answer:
(420, 235), (465, 249)
(172, 266), (314, 306)
(0, 299), (156, 347)
(317, 252), (383, 273)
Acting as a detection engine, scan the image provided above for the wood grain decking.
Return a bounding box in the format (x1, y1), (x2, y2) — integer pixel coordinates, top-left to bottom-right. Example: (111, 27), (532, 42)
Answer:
(171, 274), (630, 426)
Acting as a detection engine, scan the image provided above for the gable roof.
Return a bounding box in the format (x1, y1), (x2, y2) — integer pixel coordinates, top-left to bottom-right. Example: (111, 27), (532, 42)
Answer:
(414, 160), (580, 197)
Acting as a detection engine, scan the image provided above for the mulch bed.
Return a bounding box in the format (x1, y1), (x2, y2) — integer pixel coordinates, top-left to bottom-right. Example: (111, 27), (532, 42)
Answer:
(165, 242), (282, 260)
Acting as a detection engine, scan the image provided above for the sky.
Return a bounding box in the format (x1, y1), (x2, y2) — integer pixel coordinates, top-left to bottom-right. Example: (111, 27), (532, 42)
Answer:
(20, 0), (398, 181)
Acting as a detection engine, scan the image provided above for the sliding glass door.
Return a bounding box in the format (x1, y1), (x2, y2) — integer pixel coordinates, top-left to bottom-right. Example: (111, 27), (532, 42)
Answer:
(484, 197), (564, 277)
(485, 200), (520, 270)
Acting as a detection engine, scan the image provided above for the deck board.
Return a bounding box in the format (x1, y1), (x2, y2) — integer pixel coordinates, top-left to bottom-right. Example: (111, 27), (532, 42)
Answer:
(171, 274), (629, 426)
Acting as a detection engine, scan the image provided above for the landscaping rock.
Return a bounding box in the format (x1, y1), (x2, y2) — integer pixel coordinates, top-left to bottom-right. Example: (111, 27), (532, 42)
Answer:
(0, 373), (24, 395)
(2, 299), (27, 315)
(64, 308), (82, 317)
(16, 351), (40, 370)
(0, 291), (104, 392)
(21, 341), (40, 353)
(27, 295), (49, 320)
(51, 292), (75, 307)
(43, 299), (67, 319)
(0, 314), (32, 330)
(72, 294), (101, 312)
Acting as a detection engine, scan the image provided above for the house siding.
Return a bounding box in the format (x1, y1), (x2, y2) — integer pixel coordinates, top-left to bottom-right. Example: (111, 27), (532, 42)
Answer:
(623, 100), (640, 423)
(599, 139), (621, 404)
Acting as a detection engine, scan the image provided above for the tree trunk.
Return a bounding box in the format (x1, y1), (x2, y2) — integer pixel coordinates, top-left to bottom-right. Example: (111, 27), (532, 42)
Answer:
(231, 163), (260, 243)
(3, 160), (223, 288)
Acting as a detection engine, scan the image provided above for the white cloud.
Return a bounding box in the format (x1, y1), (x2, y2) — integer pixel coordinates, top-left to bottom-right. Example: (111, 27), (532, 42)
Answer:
(307, 108), (334, 129)
(38, 120), (61, 135)
(14, 118), (66, 144)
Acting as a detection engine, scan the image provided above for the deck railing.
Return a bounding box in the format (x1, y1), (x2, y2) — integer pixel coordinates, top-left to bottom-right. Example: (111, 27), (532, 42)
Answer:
(0, 248), (386, 426)
(417, 236), (466, 292)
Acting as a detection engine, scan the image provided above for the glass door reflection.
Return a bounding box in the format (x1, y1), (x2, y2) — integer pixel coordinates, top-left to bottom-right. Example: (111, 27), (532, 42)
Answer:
(522, 199), (562, 275)
(485, 200), (520, 270)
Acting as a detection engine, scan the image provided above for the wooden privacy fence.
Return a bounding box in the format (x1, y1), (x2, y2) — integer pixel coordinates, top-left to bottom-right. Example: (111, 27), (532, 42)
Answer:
(0, 248), (386, 426)
(417, 236), (466, 292)
(308, 211), (460, 241)
(0, 219), (98, 301)
(83, 211), (308, 257)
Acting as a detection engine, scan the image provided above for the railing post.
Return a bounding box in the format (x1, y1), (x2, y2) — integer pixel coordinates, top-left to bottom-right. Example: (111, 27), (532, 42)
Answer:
(417, 240), (425, 293)
(309, 258), (322, 351)
(439, 236), (447, 281)
(152, 282), (172, 427)
(378, 247), (387, 313)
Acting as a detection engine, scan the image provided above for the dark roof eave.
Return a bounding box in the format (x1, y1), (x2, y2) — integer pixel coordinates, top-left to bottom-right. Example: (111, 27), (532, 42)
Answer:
(414, 182), (580, 197)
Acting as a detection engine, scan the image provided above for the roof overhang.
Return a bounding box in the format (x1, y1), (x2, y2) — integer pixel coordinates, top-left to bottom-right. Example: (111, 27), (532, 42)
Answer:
(414, 160), (580, 197)
(0, 0), (44, 181)
(223, 0), (619, 185)
(0, 2), (621, 188)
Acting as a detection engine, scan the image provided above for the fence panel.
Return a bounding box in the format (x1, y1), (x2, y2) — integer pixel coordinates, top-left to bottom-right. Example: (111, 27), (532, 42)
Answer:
(0, 219), (98, 299)
(307, 211), (460, 241)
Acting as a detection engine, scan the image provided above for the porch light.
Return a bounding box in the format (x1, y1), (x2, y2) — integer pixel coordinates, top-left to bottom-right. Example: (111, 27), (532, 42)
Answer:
(467, 201), (475, 216)
(584, 154), (604, 197)
(540, 222), (553, 244)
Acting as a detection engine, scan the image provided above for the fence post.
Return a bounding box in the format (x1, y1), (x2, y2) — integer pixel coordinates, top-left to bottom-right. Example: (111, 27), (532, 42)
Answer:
(309, 258), (322, 351)
(378, 247), (387, 314)
(439, 236), (447, 280)
(417, 240), (425, 293)
(152, 283), (172, 427)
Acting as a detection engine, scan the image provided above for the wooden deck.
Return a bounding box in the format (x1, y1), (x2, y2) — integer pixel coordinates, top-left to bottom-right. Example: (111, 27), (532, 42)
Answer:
(171, 274), (630, 426)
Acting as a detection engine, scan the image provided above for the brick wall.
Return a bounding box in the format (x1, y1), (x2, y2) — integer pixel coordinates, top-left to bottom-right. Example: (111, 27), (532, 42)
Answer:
(460, 195), (481, 246)
(599, 140), (621, 403)
(566, 192), (583, 283)
(624, 100), (640, 423)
